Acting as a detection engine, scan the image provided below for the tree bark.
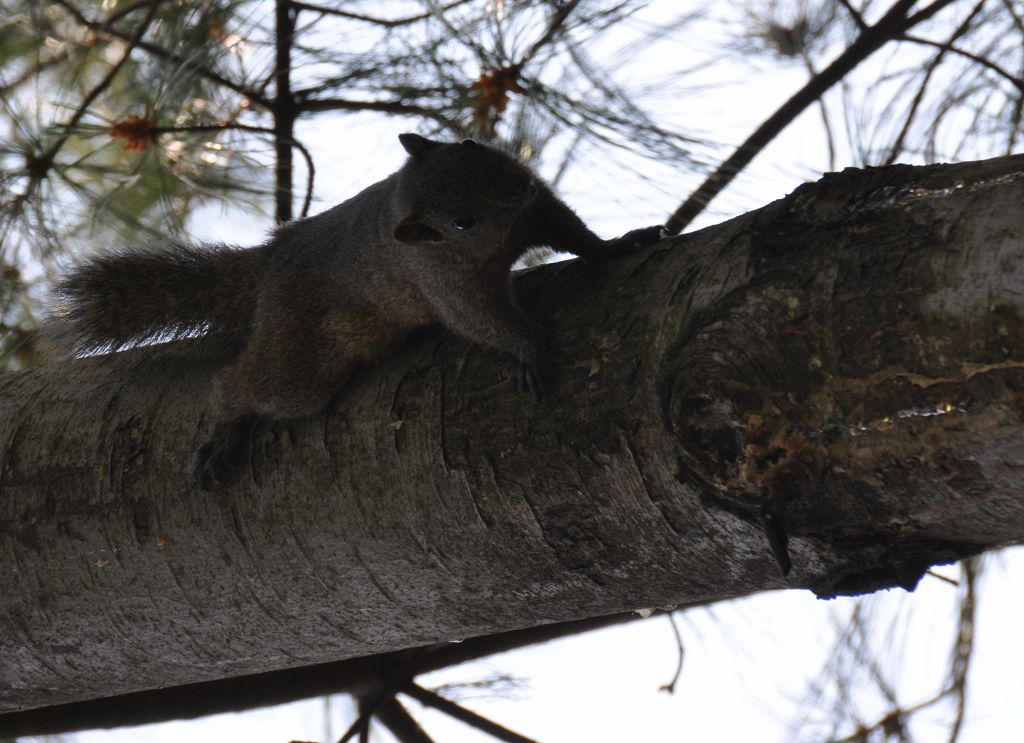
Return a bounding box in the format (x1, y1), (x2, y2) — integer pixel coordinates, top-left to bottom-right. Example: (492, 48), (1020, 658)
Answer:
(2, 155), (1023, 717)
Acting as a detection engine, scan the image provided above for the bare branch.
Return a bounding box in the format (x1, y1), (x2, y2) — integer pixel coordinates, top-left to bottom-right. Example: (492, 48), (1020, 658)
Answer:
(403, 684), (539, 743)
(375, 698), (436, 743)
(901, 34), (1024, 94)
(946, 560), (978, 743)
(274, 0), (297, 221)
(339, 696), (373, 743)
(658, 612), (686, 694)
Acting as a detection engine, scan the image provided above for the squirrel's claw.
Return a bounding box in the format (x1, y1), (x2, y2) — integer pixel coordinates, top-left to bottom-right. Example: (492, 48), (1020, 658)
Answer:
(194, 441), (235, 492)
(619, 224), (665, 249)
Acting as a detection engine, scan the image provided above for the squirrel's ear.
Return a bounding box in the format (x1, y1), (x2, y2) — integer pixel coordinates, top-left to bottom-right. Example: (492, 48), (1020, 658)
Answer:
(394, 214), (444, 244)
(399, 133), (442, 157)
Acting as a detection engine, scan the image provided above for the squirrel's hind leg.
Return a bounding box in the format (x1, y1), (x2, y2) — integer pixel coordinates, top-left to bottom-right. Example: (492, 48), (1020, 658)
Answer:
(194, 315), (363, 491)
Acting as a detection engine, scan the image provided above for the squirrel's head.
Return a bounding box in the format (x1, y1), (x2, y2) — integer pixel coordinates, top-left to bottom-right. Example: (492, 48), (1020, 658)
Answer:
(392, 134), (537, 255)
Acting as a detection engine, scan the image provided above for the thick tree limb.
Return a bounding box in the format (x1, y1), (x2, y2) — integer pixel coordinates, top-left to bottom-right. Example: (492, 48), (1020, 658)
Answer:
(2, 155), (1023, 721)
(0, 612), (640, 737)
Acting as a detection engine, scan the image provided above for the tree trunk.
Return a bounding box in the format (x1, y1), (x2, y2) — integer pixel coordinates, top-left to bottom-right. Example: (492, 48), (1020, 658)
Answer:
(2, 154), (1023, 717)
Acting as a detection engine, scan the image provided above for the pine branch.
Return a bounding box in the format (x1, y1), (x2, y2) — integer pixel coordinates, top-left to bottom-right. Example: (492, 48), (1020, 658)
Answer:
(664, 0), (959, 234)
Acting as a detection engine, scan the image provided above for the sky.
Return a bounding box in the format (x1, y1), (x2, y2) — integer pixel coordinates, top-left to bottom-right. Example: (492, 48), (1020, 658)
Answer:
(14, 1), (1024, 741)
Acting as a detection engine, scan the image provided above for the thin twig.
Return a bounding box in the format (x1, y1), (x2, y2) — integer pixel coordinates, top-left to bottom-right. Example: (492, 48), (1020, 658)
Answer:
(885, 0), (988, 164)
(836, 0), (868, 30)
(827, 689), (951, 743)
(658, 612), (686, 694)
(291, 0), (473, 28)
(517, 0), (583, 67)
(925, 569), (960, 587)
(901, 34), (1024, 93)
(803, 53), (837, 171)
(947, 559), (978, 743)
(151, 123), (316, 216)
(105, 0), (162, 24)
(904, 0), (966, 27)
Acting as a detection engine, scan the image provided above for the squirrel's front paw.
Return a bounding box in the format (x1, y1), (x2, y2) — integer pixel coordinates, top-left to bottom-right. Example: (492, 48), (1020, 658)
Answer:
(600, 225), (665, 259)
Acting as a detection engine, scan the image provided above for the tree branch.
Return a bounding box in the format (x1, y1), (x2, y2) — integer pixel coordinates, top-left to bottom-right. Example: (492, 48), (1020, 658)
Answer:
(900, 34), (1024, 94)
(274, 0), (297, 221)
(3, 155), (1023, 720)
(402, 684), (539, 743)
(0, 613), (639, 738)
(374, 699), (436, 743)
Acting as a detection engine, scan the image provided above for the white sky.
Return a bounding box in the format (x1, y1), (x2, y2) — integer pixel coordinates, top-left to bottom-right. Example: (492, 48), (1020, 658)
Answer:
(16, 1), (1024, 741)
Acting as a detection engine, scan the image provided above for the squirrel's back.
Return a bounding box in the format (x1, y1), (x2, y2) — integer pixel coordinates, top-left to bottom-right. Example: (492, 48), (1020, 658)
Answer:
(51, 242), (265, 356)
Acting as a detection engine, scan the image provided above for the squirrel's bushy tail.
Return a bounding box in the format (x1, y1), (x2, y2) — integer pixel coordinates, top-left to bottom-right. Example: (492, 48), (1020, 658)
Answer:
(50, 242), (264, 356)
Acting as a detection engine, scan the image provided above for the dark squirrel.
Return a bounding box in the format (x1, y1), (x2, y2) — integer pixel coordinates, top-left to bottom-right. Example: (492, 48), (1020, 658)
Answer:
(51, 133), (663, 489)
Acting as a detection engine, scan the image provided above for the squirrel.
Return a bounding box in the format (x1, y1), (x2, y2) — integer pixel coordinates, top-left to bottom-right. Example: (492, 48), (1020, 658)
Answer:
(50, 133), (663, 489)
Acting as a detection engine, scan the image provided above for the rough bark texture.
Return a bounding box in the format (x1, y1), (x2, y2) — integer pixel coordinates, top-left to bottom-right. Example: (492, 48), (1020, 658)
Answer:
(2, 155), (1023, 716)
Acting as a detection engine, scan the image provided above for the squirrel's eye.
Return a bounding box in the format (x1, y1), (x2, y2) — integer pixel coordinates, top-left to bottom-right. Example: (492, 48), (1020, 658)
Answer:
(452, 216), (477, 231)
